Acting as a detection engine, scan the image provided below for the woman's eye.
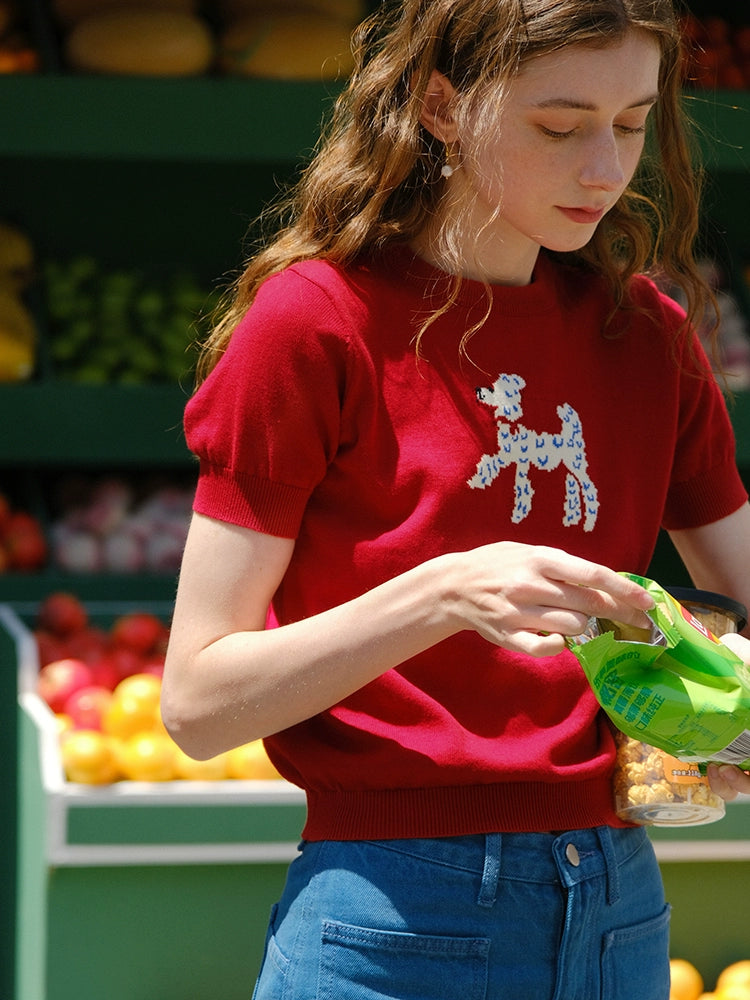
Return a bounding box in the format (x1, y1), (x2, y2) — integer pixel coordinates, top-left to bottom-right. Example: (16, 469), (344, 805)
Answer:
(539, 125), (576, 139)
(616, 123), (647, 136)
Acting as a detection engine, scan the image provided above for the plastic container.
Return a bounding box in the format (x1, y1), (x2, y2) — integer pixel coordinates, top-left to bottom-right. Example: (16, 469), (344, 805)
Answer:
(612, 587), (747, 827)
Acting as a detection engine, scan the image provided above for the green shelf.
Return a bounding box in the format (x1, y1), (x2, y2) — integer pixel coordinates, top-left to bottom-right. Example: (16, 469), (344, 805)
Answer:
(0, 74), (339, 163)
(0, 382), (192, 466)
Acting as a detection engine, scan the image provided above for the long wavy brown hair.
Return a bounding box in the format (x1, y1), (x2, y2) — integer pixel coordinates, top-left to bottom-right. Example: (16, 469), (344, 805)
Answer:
(195, 0), (709, 384)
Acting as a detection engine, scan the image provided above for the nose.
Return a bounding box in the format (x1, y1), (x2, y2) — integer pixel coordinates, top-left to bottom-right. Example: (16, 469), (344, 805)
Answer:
(579, 131), (627, 192)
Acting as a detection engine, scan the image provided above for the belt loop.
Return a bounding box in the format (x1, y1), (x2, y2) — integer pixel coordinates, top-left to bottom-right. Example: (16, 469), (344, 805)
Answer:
(478, 833), (502, 908)
(596, 827), (620, 905)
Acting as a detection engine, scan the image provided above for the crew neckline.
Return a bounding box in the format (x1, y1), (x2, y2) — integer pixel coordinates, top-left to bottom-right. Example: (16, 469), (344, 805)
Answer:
(376, 242), (564, 316)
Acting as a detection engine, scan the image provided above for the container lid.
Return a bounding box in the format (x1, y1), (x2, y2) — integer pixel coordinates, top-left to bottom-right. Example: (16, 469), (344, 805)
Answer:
(665, 587), (747, 631)
(616, 801), (726, 827)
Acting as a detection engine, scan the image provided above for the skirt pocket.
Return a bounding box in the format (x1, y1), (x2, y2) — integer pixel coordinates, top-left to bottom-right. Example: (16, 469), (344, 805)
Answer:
(318, 919), (490, 1000)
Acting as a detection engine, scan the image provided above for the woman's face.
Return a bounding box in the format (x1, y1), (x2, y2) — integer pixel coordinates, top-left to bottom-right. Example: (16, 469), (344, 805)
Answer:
(451, 30), (662, 283)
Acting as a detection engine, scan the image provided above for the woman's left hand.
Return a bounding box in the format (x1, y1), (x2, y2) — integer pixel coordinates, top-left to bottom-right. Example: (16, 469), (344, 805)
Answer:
(706, 631), (750, 799)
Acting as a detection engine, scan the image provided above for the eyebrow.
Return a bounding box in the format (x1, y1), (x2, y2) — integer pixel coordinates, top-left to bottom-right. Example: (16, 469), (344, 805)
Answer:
(531, 94), (660, 111)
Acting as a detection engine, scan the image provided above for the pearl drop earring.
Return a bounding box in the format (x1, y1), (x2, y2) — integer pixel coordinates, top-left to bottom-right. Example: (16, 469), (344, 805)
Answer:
(441, 143), (459, 178)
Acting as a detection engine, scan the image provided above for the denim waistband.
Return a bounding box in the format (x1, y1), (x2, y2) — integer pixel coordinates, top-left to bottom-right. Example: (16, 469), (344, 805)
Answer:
(362, 825), (648, 907)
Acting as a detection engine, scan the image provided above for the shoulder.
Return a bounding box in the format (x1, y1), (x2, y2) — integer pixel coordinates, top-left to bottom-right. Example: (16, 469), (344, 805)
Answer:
(243, 255), (404, 355)
(626, 272), (688, 325)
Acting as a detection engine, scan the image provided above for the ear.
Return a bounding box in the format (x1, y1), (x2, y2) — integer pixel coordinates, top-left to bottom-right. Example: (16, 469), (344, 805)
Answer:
(416, 69), (459, 143)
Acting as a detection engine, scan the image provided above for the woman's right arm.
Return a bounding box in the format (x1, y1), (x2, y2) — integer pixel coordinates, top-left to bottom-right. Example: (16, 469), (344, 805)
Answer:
(161, 512), (654, 759)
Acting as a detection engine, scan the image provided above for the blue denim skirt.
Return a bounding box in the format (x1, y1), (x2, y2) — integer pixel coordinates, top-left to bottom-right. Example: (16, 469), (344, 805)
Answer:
(251, 826), (670, 1000)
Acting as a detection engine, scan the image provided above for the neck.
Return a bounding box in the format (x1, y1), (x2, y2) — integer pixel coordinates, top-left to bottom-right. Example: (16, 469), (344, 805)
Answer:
(410, 210), (540, 287)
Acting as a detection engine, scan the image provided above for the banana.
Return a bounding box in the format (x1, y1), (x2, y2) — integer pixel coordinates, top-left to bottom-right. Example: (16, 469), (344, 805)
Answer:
(0, 220), (35, 293)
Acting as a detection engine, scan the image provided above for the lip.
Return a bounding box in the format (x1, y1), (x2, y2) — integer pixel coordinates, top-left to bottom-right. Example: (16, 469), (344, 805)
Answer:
(557, 206), (608, 224)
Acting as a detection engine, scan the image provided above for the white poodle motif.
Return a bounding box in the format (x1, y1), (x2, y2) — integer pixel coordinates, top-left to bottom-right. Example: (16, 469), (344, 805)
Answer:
(468, 372), (599, 532)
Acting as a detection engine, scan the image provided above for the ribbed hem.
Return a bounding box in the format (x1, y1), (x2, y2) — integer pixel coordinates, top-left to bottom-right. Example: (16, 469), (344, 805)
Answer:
(301, 779), (630, 841)
(193, 460), (307, 538)
(663, 461), (747, 531)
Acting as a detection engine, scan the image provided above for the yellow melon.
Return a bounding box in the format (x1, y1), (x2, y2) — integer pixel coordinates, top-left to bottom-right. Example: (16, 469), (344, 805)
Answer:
(219, 9), (355, 80)
(218, 0), (366, 22)
(52, 0), (197, 28)
(65, 8), (215, 76)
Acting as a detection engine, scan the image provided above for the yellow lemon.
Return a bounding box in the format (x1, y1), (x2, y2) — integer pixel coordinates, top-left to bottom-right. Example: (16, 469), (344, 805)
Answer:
(670, 959), (704, 1000)
(173, 745), (230, 781)
(716, 986), (750, 1000)
(61, 729), (121, 784)
(118, 731), (177, 782)
(225, 740), (282, 780)
(718, 963), (750, 995)
(103, 673), (164, 739)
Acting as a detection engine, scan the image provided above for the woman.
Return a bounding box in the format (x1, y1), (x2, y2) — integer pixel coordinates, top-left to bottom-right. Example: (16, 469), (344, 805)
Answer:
(162, 1), (750, 997)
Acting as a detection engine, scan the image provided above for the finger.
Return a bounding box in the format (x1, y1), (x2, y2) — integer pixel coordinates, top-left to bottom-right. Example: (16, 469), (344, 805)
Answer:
(541, 553), (654, 610)
(718, 632), (750, 661)
(536, 580), (652, 631)
(706, 763), (739, 801)
(501, 630), (568, 657)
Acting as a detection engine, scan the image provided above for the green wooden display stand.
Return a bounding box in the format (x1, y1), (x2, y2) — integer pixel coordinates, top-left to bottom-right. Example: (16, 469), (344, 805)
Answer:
(6, 605), (307, 1000)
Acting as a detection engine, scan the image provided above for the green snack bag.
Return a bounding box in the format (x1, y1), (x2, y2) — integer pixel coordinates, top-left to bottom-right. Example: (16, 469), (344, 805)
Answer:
(568, 574), (750, 770)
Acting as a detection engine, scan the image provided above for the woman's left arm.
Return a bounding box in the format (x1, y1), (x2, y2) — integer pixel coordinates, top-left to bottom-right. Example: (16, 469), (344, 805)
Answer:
(668, 502), (750, 637)
(669, 502), (750, 798)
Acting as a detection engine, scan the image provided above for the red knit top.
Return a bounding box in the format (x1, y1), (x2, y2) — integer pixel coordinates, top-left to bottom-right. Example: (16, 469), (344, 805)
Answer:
(184, 246), (747, 839)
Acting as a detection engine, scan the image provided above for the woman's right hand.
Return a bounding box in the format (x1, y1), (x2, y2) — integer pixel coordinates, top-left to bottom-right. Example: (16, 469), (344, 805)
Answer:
(441, 541), (655, 657)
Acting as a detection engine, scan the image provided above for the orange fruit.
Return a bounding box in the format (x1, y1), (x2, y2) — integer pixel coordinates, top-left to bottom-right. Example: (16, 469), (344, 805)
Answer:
(225, 740), (282, 780)
(55, 713), (74, 739)
(716, 987), (750, 1000)
(670, 959), (704, 1000)
(118, 731), (177, 782)
(61, 729), (121, 784)
(112, 671), (162, 706)
(173, 745), (230, 781)
(717, 963), (750, 995)
(102, 672), (164, 739)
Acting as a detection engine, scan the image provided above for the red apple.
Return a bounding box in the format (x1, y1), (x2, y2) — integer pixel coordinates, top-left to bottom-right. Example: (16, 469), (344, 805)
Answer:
(34, 629), (69, 668)
(64, 685), (113, 730)
(110, 611), (165, 656)
(5, 513), (47, 571)
(103, 645), (144, 683)
(37, 658), (93, 714)
(0, 491), (11, 534)
(65, 625), (109, 664)
(141, 656), (165, 679)
(87, 654), (122, 691)
(37, 592), (88, 637)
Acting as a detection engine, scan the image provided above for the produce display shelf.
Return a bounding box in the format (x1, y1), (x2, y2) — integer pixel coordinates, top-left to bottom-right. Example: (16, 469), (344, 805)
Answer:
(19, 690), (306, 868)
(0, 574), (181, 604)
(0, 74), (339, 163)
(7, 604), (307, 868)
(0, 383), (192, 466)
